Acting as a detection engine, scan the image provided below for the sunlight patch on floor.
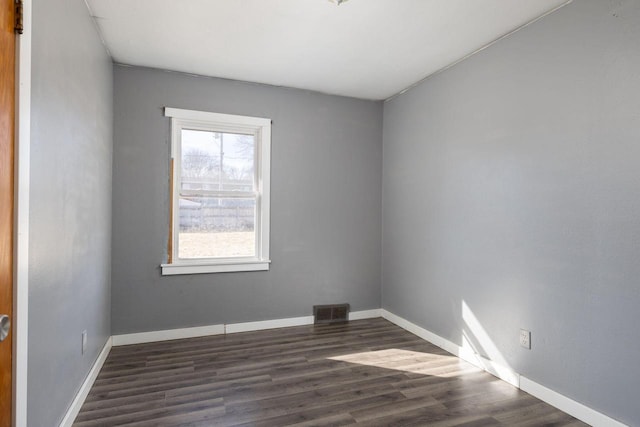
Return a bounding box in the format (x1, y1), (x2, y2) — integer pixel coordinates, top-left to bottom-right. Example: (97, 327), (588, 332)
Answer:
(327, 348), (461, 376)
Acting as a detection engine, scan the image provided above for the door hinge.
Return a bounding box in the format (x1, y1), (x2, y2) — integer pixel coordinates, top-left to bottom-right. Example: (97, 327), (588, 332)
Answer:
(15, 0), (24, 35)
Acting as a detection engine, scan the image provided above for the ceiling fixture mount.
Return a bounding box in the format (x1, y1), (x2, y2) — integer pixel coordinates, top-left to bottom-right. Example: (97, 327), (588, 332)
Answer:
(329, 0), (349, 5)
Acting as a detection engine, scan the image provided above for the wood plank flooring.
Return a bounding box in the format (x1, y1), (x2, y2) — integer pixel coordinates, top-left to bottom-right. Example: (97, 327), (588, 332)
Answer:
(75, 319), (587, 426)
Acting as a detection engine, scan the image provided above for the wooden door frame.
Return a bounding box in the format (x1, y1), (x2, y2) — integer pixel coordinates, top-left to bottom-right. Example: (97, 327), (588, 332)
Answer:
(13, 0), (30, 425)
(1, 0), (15, 424)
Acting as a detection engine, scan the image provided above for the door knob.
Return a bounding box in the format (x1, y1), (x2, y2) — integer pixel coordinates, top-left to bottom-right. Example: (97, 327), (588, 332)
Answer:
(0, 315), (10, 342)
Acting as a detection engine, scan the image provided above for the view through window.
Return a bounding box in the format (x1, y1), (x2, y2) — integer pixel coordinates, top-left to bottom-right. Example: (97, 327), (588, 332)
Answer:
(179, 129), (256, 259)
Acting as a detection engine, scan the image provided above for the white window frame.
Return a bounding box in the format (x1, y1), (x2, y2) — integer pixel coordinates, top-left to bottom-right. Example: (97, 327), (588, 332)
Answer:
(161, 107), (271, 275)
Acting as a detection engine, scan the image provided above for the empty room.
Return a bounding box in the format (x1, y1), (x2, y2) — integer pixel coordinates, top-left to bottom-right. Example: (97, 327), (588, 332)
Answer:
(2, 0), (639, 425)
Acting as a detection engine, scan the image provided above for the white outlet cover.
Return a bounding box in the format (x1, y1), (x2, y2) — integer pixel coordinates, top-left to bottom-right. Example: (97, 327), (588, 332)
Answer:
(519, 329), (531, 349)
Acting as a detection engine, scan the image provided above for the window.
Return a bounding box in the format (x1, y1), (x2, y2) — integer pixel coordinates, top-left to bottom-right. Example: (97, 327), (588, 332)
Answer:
(161, 108), (271, 275)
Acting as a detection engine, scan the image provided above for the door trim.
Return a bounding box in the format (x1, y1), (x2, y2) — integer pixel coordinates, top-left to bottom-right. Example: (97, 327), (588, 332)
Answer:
(13, 0), (31, 424)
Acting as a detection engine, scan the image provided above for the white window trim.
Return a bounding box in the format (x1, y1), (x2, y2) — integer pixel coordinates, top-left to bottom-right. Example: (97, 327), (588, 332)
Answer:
(161, 107), (271, 275)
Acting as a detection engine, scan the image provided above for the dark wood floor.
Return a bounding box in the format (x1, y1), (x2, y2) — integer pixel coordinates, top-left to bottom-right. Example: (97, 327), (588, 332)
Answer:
(75, 318), (587, 426)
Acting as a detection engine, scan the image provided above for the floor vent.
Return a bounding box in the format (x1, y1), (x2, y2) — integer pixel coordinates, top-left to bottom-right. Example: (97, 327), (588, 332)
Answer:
(313, 303), (350, 324)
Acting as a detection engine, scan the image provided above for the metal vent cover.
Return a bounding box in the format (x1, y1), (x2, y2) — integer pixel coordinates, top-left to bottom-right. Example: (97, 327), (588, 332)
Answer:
(313, 303), (350, 324)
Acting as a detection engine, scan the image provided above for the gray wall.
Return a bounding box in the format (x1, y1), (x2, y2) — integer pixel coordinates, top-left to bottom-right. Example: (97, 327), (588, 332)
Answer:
(382, 0), (640, 424)
(29, 0), (113, 425)
(112, 66), (382, 334)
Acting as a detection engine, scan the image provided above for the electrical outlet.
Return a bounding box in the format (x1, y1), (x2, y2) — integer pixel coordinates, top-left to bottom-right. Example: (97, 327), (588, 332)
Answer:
(82, 330), (88, 354)
(519, 329), (531, 349)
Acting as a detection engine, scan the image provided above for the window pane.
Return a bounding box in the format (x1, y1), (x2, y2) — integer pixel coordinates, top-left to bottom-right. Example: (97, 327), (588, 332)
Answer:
(178, 197), (256, 259)
(181, 129), (254, 192)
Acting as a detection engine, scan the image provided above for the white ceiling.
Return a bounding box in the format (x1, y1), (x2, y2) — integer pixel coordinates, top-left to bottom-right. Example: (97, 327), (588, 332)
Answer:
(86, 0), (569, 100)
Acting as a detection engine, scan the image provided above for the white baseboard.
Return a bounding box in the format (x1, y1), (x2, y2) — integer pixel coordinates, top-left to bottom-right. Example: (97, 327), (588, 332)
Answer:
(59, 337), (112, 427)
(348, 308), (382, 320)
(224, 309), (382, 333)
(112, 324), (225, 346)
(381, 309), (627, 427)
(111, 310), (379, 346)
(381, 309), (461, 356)
(225, 316), (314, 334)
(520, 376), (627, 427)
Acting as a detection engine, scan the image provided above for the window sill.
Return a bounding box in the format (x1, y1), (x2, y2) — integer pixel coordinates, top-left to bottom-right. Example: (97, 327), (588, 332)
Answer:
(160, 260), (271, 275)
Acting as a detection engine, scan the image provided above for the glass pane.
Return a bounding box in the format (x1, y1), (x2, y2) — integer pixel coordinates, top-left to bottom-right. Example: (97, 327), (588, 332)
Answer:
(181, 129), (254, 192)
(178, 197), (256, 259)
